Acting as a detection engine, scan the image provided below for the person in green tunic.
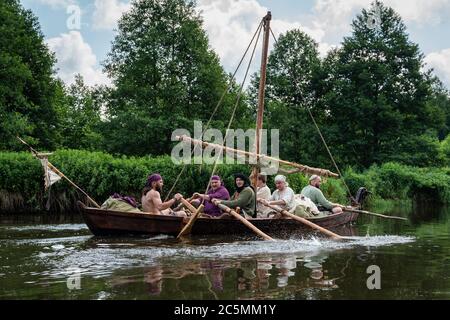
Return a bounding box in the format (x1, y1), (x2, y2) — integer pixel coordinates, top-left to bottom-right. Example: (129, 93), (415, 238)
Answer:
(301, 175), (344, 214)
(212, 173), (256, 218)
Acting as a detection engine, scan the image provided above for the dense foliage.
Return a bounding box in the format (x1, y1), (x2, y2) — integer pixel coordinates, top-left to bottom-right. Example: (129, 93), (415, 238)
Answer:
(1, 150), (449, 213)
(101, 0), (252, 156)
(321, 4), (447, 169)
(0, 0), (62, 150)
(1, 0), (450, 214)
(57, 75), (105, 151)
(249, 29), (331, 168)
(249, 2), (450, 170)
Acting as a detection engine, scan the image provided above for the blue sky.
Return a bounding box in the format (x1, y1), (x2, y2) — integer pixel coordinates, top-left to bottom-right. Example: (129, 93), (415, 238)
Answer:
(21, 0), (450, 89)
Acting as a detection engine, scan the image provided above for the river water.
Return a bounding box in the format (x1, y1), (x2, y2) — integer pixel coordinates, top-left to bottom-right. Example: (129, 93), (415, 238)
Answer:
(0, 203), (449, 300)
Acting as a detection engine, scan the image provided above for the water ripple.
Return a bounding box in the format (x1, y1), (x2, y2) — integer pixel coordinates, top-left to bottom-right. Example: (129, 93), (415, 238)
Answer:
(31, 234), (415, 279)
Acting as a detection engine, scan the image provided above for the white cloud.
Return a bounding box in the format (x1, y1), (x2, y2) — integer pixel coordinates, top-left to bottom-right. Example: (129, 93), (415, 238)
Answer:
(46, 31), (110, 86)
(311, 0), (450, 42)
(92, 0), (131, 30)
(197, 0), (328, 84)
(196, 0), (450, 87)
(198, 0), (266, 71)
(425, 48), (450, 88)
(311, 0), (371, 40)
(41, 0), (450, 88)
(384, 0), (450, 25)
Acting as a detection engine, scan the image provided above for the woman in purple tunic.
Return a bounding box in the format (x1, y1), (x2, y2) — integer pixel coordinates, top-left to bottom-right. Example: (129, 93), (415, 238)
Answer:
(192, 175), (230, 217)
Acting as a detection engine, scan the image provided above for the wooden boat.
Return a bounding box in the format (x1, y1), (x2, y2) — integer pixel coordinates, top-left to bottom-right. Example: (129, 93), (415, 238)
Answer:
(78, 202), (358, 238)
(77, 13), (362, 240)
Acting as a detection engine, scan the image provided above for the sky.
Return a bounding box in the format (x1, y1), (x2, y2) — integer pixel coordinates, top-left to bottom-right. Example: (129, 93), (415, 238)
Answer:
(21, 0), (450, 89)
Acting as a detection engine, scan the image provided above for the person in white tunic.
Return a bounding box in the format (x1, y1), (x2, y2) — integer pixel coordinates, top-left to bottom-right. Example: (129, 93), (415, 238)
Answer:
(259, 175), (295, 213)
(256, 174), (272, 218)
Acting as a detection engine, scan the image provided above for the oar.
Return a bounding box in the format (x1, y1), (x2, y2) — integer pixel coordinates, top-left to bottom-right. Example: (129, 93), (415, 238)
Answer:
(261, 202), (343, 241)
(180, 197), (198, 214)
(217, 203), (274, 241)
(177, 198), (204, 239)
(344, 208), (408, 221)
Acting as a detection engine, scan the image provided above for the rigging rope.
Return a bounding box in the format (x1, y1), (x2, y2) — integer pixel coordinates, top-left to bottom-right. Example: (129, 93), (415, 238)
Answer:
(202, 20), (263, 196)
(164, 19), (264, 201)
(269, 28), (355, 202)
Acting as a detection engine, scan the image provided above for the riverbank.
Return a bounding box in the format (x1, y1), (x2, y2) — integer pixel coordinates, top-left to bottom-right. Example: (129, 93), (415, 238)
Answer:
(0, 150), (449, 214)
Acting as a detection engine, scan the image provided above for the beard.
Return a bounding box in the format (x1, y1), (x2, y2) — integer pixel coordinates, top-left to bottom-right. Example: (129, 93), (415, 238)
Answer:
(154, 185), (163, 193)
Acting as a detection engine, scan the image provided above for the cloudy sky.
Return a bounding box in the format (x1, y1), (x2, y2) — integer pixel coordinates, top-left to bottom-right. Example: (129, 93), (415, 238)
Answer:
(22, 0), (450, 89)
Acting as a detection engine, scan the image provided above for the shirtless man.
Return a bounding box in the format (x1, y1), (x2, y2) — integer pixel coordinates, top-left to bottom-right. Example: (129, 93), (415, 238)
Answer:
(141, 173), (186, 217)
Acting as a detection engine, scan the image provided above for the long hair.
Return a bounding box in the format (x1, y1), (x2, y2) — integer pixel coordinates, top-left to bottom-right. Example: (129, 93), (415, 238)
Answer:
(142, 181), (161, 196)
(142, 181), (152, 197)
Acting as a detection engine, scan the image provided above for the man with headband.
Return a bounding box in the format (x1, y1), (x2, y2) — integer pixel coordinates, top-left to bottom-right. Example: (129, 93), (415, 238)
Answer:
(191, 175), (230, 217)
(141, 173), (186, 216)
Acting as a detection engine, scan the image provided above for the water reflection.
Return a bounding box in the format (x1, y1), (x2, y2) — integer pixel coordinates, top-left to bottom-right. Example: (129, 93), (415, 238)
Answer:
(106, 252), (342, 299)
(144, 266), (164, 296)
(1, 203), (449, 299)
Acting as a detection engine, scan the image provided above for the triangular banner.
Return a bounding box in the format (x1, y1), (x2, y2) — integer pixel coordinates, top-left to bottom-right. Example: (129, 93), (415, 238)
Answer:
(39, 157), (62, 190)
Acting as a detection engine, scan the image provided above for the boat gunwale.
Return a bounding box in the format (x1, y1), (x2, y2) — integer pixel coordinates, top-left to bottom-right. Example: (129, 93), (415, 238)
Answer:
(78, 201), (355, 223)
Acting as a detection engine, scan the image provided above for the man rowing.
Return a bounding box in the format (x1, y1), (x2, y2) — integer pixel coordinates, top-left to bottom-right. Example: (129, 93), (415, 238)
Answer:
(301, 175), (344, 214)
(258, 175), (295, 214)
(141, 173), (187, 217)
(191, 175), (230, 217)
(212, 173), (256, 218)
(256, 174), (272, 218)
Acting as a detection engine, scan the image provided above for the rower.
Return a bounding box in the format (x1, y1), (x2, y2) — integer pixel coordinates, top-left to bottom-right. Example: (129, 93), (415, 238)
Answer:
(258, 175), (295, 214)
(212, 173), (256, 218)
(141, 173), (187, 217)
(190, 175), (230, 217)
(301, 175), (344, 214)
(256, 174), (272, 218)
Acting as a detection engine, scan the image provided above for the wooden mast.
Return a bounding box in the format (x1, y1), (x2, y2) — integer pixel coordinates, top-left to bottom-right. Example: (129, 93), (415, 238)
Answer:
(252, 11), (272, 188)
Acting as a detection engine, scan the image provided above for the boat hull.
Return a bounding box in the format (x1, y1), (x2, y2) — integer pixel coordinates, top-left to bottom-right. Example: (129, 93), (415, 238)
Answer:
(79, 202), (359, 238)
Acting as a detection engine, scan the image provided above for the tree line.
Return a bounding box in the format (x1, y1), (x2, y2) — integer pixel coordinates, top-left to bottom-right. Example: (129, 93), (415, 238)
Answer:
(1, 0), (449, 170)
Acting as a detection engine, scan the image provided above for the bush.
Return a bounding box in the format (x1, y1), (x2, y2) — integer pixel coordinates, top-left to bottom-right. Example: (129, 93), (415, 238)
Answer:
(442, 135), (450, 166)
(2, 150), (448, 213)
(343, 162), (450, 204)
(0, 152), (44, 212)
(1, 150), (255, 212)
(0, 149), (353, 213)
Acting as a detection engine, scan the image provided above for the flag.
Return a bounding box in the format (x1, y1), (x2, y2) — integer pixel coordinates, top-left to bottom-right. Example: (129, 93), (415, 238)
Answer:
(39, 157), (62, 190)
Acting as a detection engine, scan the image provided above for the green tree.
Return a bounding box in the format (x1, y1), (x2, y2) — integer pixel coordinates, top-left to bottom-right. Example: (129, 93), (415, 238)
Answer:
(249, 29), (330, 167)
(58, 75), (104, 150)
(428, 78), (450, 140)
(103, 0), (250, 156)
(442, 135), (450, 166)
(388, 132), (444, 167)
(0, 0), (60, 150)
(320, 1), (442, 168)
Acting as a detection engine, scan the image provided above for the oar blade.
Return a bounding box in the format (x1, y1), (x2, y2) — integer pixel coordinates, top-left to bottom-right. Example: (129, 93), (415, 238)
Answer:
(177, 204), (204, 239)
